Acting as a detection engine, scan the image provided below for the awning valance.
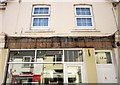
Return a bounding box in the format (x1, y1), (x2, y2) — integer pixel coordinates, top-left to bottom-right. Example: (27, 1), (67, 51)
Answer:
(5, 36), (115, 49)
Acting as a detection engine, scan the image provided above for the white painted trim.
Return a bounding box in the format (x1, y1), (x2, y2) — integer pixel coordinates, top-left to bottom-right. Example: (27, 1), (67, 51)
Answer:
(8, 62), (63, 64)
(62, 49), (65, 63)
(95, 50), (112, 52)
(8, 61), (84, 64)
(35, 50), (37, 62)
(10, 48), (83, 51)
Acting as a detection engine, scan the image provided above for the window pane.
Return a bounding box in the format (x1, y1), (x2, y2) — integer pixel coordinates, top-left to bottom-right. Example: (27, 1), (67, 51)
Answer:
(9, 50), (35, 62)
(106, 52), (112, 63)
(34, 8), (39, 14)
(33, 18), (48, 26)
(34, 7), (49, 14)
(23, 57), (33, 67)
(64, 50), (83, 62)
(86, 18), (92, 26)
(95, 52), (112, 64)
(77, 18), (92, 26)
(43, 63), (63, 84)
(76, 7), (91, 15)
(85, 8), (91, 15)
(37, 50), (63, 62)
(76, 8), (81, 15)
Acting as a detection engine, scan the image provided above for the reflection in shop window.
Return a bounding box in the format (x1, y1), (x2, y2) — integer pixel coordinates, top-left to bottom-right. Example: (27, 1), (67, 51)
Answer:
(6, 49), (83, 84)
(95, 52), (112, 64)
(22, 56), (34, 68)
(9, 50), (35, 62)
(64, 50), (83, 62)
(6, 64), (63, 84)
(42, 64), (63, 84)
(37, 50), (63, 62)
(67, 66), (82, 84)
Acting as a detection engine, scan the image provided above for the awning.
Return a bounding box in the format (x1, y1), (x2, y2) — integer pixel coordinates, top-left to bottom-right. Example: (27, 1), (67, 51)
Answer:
(5, 35), (115, 49)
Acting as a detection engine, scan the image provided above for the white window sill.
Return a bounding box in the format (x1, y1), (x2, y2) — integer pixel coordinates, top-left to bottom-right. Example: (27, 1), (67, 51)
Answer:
(25, 29), (55, 33)
(71, 29), (100, 32)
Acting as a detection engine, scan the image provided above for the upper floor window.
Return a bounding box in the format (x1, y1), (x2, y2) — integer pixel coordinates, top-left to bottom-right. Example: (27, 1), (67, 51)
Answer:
(31, 5), (50, 29)
(33, 7), (50, 15)
(75, 5), (94, 29)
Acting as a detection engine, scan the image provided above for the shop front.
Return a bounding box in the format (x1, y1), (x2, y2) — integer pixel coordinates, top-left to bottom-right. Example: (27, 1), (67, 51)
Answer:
(5, 49), (86, 84)
(3, 36), (117, 84)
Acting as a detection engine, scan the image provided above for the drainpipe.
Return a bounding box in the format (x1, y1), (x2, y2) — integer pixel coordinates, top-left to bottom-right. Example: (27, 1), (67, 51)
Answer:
(112, 1), (120, 84)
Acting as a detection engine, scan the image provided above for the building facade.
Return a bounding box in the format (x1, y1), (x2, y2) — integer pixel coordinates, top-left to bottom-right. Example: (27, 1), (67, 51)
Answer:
(0, 0), (119, 84)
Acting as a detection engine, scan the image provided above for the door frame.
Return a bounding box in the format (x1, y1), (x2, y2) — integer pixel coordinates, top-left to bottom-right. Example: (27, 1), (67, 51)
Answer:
(64, 63), (87, 83)
(94, 50), (118, 83)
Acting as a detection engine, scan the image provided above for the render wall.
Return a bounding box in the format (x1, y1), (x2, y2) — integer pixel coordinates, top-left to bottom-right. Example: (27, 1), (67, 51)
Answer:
(2, 1), (117, 37)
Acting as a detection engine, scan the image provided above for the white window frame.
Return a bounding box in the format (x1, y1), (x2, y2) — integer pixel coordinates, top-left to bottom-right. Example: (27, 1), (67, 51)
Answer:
(75, 17), (94, 29)
(32, 6), (50, 16)
(75, 5), (94, 29)
(31, 17), (50, 30)
(94, 50), (113, 65)
(31, 6), (50, 30)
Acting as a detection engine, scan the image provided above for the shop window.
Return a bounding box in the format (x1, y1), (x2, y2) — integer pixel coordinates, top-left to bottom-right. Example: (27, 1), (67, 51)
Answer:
(37, 50), (63, 62)
(6, 49), (84, 84)
(42, 64), (63, 84)
(9, 50), (35, 62)
(64, 50), (83, 62)
(7, 63), (42, 83)
(22, 56), (34, 67)
(95, 51), (112, 64)
(53, 54), (62, 62)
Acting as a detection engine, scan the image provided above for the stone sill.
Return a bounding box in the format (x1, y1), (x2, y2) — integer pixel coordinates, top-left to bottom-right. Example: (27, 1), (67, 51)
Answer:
(25, 29), (55, 33)
(71, 29), (101, 32)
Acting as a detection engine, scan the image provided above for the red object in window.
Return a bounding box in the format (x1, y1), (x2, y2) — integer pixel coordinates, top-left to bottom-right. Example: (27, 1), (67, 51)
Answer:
(32, 75), (41, 84)
(12, 75), (19, 85)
